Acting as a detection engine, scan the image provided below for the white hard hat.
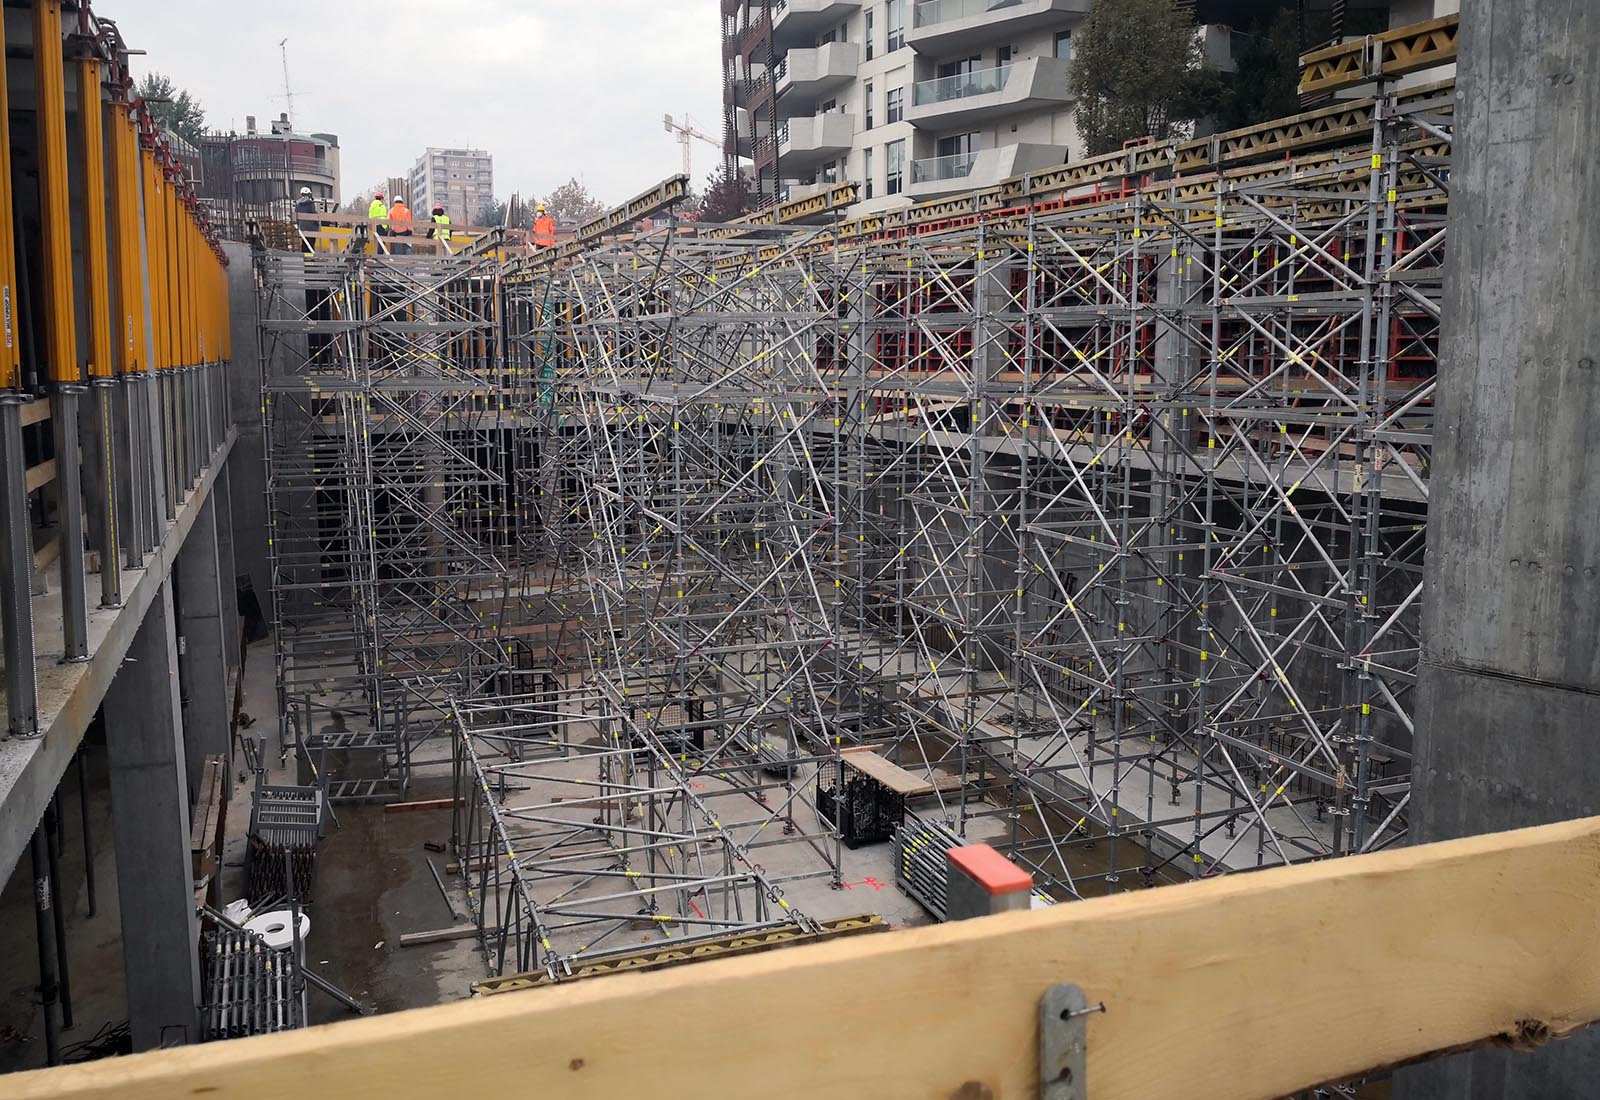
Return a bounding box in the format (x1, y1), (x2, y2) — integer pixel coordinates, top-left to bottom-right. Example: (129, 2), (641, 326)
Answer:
(299, 186), (311, 196)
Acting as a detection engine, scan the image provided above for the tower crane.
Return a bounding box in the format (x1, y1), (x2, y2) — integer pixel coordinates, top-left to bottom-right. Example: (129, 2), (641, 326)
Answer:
(663, 114), (721, 181)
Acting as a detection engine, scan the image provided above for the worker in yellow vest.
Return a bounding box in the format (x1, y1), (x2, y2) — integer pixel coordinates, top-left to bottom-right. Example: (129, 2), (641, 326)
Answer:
(368, 190), (389, 239)
(429, 203), (451, 245)
(533, 203), (556, 248)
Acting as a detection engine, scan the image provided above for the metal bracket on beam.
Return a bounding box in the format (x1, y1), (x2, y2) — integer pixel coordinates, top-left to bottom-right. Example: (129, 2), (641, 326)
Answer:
(1040, 983), (1103, 1100)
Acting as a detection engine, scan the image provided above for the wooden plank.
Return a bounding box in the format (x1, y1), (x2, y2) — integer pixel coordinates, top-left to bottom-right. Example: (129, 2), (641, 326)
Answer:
(10, 816), (1600, 1100)
(397, 923), (478, 947)
(19, 400), (50, 427)
(382, 798), (454, 814)
(25, 458), (55, 493)
(31, 535), (60, 573)
(839, 746), (933, 795)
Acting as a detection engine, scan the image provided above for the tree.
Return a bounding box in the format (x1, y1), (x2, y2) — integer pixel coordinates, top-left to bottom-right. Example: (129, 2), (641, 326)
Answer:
(538, 178), (606, 226)
(1215, 13), (1301, 132)
(139, 72), (206, 147)
(478, 198), (507, 226)
(697, 166), (750, 224)
(345, 184), (387, 215)
(1069, 0), (1216, 156)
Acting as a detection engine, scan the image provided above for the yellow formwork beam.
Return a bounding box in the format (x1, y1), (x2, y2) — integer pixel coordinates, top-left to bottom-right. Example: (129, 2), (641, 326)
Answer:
(33, 0), (77, 384)
(144, 149), (168, 371)
(0, 6), (19, 389)
(108, 104), (145, 374)
(77, 54), (112, 380)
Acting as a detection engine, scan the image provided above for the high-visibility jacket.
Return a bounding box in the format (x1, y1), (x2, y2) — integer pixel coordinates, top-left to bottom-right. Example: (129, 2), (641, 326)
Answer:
(368, 197), (388, 221)
(430, 213), (451, 240)
(389, 201), (413, 233)
(533, 213), (556, 247)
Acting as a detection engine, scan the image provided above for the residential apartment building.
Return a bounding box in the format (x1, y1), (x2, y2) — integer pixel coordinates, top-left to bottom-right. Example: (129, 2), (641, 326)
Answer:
(752, 0), (1459, 217)
(770, 0), (1089, 216)
(722, 0), (784, 209)
(409, 147), (494, 223)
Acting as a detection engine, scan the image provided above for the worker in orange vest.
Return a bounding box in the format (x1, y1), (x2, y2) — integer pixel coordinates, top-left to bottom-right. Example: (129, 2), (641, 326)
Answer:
(389, 194), (413, 254)
(533, 203), (556, 248)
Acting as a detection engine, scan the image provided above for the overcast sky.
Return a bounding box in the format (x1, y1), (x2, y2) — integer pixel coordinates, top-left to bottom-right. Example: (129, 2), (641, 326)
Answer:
(111, 0), (724, 206)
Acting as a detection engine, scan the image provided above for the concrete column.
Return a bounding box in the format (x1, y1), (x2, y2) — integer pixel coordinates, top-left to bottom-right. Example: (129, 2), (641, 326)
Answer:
(1400, 1), (1600, 1096)
(176, 491), (231, 793)
(104, 582), (200, 1050)
(214, 463), (241, 683)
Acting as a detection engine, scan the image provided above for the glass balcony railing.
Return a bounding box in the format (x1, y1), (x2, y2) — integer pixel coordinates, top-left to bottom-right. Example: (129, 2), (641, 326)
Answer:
(913, 0), (1029, 28)
(912, 64), (1011, 105)
(910, 151), (978, 183)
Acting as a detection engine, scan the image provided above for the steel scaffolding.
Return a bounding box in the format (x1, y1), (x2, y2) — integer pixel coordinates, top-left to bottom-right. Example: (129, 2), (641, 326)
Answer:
(256, 238), (514, 798)
(258, 59), (1451, 966)
(504, 84), (1447, 899)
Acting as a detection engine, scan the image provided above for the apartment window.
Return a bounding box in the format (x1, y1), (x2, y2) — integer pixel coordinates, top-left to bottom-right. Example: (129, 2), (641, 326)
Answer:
(937, 132), (979, 158)
(997, 45), (1012, 70)
(865, 81), (874, 129)
(886, 139), (904, 195)
(1054, 31), (1072, 61)
(865, 7), (874, 59)
(864, 146), (874, 199)
(886, 0), (904, 51)
(937, 55), (982, 79)
(886, 86), (904, 124)
(820, 26), (837, 44)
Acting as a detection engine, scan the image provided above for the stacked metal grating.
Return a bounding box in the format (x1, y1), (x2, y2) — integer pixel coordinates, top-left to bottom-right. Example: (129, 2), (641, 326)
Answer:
(199, 924), (306, 1040)
(895, 814), (963, 919)
(896, 814), (1054, 920)
(245, 784), (325, 904)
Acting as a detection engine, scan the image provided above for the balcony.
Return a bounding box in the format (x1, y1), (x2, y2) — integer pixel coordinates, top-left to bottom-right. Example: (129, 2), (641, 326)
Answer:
(777, 111), (855, 169)
(907, 56), (1072, 128)
(772, 0), (863, 51)
(731, 107), (754, 158)
(904, 141), (1069, 199)
(775, 41), (861, 118)
(907, 0), (1090, 54)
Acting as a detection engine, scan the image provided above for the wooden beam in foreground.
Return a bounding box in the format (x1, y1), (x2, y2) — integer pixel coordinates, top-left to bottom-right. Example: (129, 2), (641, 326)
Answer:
(12, 816), (1600, 1100)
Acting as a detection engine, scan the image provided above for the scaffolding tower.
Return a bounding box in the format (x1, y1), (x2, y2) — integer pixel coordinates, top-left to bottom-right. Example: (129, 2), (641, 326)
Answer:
(256, 19), (1455, 968)
(256, 234), (514, 798)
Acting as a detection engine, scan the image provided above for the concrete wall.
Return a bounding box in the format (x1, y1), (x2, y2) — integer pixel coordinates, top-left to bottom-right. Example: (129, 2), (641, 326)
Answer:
(1401, 0), (1600, 1094)
(223, 240), (269, 607)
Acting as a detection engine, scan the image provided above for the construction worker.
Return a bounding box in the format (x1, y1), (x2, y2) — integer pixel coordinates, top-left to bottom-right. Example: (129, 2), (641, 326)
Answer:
(294, 186), (318, 253)
(533, 203), (556, 248)
(368, 190), (389, 238)
(389, 193), (413, 254)
(428, 202), (451, 245)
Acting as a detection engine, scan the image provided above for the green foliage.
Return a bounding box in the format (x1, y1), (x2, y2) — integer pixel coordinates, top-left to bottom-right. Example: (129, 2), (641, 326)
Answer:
(138, 72), (205, 147)
(697, 167), (750, 223)
(1215, 14), (1302, 132)
(1069, 0), (1214, 156)
(538, 178), (607, 226)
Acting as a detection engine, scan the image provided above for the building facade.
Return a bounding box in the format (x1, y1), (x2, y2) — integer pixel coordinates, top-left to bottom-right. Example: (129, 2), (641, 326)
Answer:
(722, 0), (784, 209)
(765, 0), (1091, 216)
(196, 112), (341, 232)
(409, 147), (494, 223)
(745, 0), (1460, 218)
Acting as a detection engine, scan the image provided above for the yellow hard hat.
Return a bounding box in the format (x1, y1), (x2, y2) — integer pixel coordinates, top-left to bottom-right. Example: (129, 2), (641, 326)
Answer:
(537, 203), (547, 212)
